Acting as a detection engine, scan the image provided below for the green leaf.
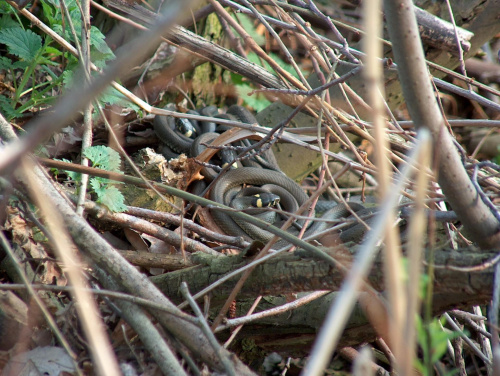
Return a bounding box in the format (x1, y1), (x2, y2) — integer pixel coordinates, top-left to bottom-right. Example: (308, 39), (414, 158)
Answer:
(95, 185), (127, 212)
(416, 315), (460, 369)
(0, 2), (17, 14)
(0, 56), (12, 71)
(235, 84), (271, 112)
(43, 46), (63, 58)
(53, 158), (81, 181)
(0, 27), (42, 62)
(0, 95), (18, 120)
(98, 87), (140, 112)
(90, 26), (113, 55)
(83, 145), (122, 172)
(12, 61), (30, 70)
(62, 69), (75, 88)
(40, 1), (56, 25)
(90, 177), (105, 193)
(91, 49), (115, 69)
(246, 51), (301, 79)
(0, 14), (19, 29)
(232, 14), (265, 45)
(43, 0), (61, 7)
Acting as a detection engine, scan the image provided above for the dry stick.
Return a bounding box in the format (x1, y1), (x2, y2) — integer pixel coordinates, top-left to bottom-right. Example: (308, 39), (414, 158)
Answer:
(0, 0), (197, 173)
(287, 7), (365, 119)
(208, 0), (302, 90)
(95, 4), (371, 170)
(217, 10), (247, 57)
(0, 284), (199, 324)
(82, 200), (219, 255)
(223, 296), (262, 348)
(227, 0), (500, 102)
(349, 347), (380, 376)
(180, 283), (237, 376)
(299, 69), (337, 249)
(460, 317), (491, 338)
(92, 265), (190, 376)
(443, 0), (470, 91)
(104, 0), (286, 89)
(126, 206), (249, 248)
(9, 1), (376, 178)
(20, 157), (256, 374)
(450, 309), (487, 322)
(58, 0), (92, 216)
(473, 305), (494, 376)
(0, 232), (83, 376)
(444, 313), (492, 365)
(363, 1), (405, 372)
(242, 0), (308, 86)
(402, 117), (431, 374)
(302, 129), (431, 376)
(288, 11), (371, 120)
(491, 261), (500, 375)
(384, 0), (500, 249)
(399, 119), (500, 129)
(21, 158), (122, 376)
(433, 77), (500, 113)
(216, 291), (329, 332)
(221, 0), (360, 56)
(77, 0), (93, 217)
(215, 0), (371, 160)
(283, 1), (500, 114)
(304, 0), (359, 63)
(207, 171), (350, 331)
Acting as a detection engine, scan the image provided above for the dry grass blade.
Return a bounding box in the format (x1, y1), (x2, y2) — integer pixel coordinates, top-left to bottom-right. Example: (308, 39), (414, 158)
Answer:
(20, 158), (123, 375)
(302, 129), (431, 376)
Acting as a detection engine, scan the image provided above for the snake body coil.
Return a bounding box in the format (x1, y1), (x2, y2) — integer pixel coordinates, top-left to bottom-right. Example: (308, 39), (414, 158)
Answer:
(154, 104), (371, 248)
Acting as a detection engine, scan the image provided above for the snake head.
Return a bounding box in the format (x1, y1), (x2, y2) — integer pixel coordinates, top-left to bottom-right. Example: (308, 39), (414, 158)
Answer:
(251, 193), (281, 208)
(175, 118), (197, 139)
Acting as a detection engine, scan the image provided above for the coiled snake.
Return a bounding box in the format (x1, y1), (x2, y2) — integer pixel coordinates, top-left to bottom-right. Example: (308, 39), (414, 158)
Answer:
(154, 104), (371, 248)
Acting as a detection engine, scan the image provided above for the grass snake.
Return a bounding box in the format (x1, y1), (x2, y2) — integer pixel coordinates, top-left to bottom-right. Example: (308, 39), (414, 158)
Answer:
(154, 104), (372, 249)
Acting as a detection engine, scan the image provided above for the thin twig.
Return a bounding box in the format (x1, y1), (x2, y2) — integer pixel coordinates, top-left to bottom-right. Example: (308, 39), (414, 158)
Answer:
(180, 282), (237, 376)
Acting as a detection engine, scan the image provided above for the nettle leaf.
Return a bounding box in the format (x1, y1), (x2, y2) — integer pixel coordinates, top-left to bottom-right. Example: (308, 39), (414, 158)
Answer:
(89, 27), (114, 67)
(0, 56), (12, 71)
(52, 158), (81, 181)
(98, 87), (140, 112)
(0, 95), (18, 120)
(90, 26), (113, 55)
(44, 0), (79, 23)
(0, 27), (42, 62)
(0, 14), (19, 30)
(83, 145), (122, 172)
(91, 49), (114, 69)
(96, 185), (127, 213)
(89, 177), (106, 193)
(12, 61), (30, 70)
